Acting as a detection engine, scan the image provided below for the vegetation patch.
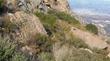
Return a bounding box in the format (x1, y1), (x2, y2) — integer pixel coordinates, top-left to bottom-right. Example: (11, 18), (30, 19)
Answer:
(68, 37), (89, 48)
(38, 52), (55, 61)
(48, 10), (80, 25)
(85, 24), (98, 34)
(35, 11), (57, 27)
(34, 34), (53, 53)
(0, 37), (28, 61)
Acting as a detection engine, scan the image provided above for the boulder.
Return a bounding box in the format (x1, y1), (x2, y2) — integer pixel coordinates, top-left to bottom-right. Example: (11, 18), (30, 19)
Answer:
(7, 11), (47, 43)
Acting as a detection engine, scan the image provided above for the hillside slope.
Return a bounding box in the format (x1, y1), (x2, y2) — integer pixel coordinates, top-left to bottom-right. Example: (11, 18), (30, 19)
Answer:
(0, 0), (110, 61)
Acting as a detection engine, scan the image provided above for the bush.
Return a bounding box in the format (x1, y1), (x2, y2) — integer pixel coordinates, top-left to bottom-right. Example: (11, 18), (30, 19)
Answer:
(35, 34), (53, 52)
(85, 24), (98, 34)
(35, 11), (57, 27)
(69, 37), (89, 48)
(0, 0), (3, 7)
(4, 20), (18, 33)
(0, 37), (28, 61)
(11, 53), (28, 61)
(48, 10), (80, 25)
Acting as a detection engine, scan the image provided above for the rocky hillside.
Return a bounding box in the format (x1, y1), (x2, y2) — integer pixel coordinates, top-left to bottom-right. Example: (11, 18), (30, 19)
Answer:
(0, 0), (110, 61)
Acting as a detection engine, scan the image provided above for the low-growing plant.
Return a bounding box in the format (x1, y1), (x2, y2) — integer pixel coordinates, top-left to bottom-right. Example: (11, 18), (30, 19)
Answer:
(0, 37), (28, 61)
(48, 9), (80, 25)
(35, 11), (57, 27)
(69, 37), (89, 48)
(35, 34), (53, 52)
(85, 24), (98, 34)
(38, 52), (55, 61)
(11, 52), (28, 61)
(4, 20), (18, 33)
(62, 48), (110, 61)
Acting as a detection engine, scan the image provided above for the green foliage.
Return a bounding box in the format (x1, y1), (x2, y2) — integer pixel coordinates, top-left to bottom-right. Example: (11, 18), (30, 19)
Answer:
(53, 29), (88, 48)
(0, 38), (15, 61)
(4, 20), (18, 32)
(69, 37), (89, 48)
(85, 24), (98, 34)
(35, 11), (57, 27)
(35, 34), (53, 52)
(0, 0), (3, 7)
(38, 52), (55, 61)
(0, 37), (28, 61)
(48, 10), (80, 25)
(11, 53), (27, 61)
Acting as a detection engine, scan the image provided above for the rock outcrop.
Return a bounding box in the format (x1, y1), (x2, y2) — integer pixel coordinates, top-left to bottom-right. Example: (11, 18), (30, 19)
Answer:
(6, 11), (47, 43)
(4, 0), (70, 13)
(4, 0), (42, 12)
(44, 0), (70, 12)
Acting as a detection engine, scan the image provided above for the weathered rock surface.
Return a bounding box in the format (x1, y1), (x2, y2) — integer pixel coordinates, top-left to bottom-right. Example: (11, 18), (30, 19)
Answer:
(4, 0), (42, 12)
(4, 0), (70, 13)
(44, 0), (70, 12)
(71, 27), (108, 49)
(7, 11), (47, 43)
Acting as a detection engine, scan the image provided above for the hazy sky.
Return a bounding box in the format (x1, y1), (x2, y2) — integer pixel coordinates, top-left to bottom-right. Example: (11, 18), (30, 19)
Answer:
(68, 0), (110, 14)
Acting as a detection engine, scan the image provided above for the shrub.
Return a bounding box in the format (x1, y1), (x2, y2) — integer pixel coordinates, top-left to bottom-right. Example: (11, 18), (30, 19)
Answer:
(4, 20), (18, 33)
(35, 11), (57, 27)
(85, 24), (98, 34)
(69, 37), (89, 48)
(0, 37), (28, 61)
(48, 10), (80, 25)
(11, 53), (28, 61)
(35, 34), (53, 52)
(0, 0), (3, 7)
(52, 29), (88, 48)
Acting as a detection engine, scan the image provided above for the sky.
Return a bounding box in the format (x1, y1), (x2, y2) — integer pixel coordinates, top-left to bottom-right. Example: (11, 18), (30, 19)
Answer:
(68, 0), (110, 15)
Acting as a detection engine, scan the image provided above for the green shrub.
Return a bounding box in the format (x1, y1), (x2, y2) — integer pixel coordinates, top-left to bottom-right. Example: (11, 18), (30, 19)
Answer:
(53, 29), (88, 48)
(11, 53), (27, 61)
(35, 34), (53, 52)
(0, 37), (28, 61)
(48, 10), (80, 25)
(69, 37), (89, 48)
(35, 11), (57, 27)
(0, 0), (3, 7)
(85, 24), (98, 34)
(4, 20), (18, 33)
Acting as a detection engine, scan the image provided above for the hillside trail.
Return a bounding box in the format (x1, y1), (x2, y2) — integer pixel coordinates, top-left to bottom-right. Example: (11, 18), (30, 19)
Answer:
(71, 27), (109, 49)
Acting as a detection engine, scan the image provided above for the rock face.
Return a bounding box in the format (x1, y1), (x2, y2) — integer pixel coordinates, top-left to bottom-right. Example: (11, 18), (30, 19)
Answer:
(44, 0), (70, 12)
(4, 0), (42, 12)
(7, 11), (47, 43)
(4, 0), (70, 13)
